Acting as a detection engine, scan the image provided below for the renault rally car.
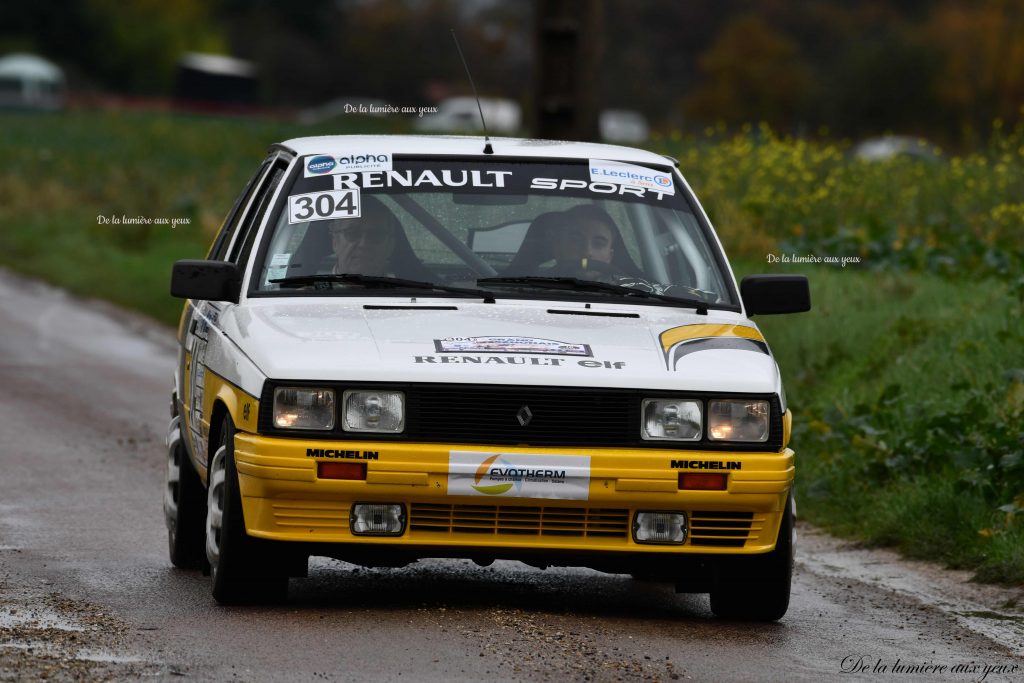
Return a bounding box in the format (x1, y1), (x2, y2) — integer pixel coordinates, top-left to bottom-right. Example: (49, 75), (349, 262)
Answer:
(165, 135), (810, 619)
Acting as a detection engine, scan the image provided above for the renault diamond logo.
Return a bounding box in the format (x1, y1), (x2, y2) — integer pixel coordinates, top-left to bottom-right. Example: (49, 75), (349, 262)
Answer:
(516, 405), (533, 427)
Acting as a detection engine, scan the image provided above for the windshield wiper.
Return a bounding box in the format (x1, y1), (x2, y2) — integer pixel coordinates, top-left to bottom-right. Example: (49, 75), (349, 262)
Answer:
(477, 276), (710, 314)
(271, 273), (496, 301)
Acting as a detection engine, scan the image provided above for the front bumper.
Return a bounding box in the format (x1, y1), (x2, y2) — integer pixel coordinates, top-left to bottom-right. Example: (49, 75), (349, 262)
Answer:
(232, 432), (794, 558)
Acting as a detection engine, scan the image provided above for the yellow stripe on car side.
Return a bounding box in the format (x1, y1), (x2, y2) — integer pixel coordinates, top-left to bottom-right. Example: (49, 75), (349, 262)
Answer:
(203, 369), (260, 436)
(659, 323), (765, 353)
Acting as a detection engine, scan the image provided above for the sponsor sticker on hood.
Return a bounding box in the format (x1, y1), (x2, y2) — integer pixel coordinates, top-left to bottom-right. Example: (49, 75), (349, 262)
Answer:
(434, 336), (592, 356)
(448, 451), (591, 500)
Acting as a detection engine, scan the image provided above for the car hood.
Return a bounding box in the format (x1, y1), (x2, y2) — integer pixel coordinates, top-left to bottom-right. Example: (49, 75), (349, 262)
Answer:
(222, 298), (780, 393)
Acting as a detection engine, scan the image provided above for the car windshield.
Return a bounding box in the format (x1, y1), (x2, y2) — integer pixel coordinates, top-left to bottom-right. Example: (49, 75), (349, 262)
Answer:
(252, 156), (738, 309)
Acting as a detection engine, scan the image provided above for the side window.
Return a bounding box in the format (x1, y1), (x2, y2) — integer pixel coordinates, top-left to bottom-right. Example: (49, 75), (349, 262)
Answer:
(207, 158), (273, 261)
(229, 158), (290, 266)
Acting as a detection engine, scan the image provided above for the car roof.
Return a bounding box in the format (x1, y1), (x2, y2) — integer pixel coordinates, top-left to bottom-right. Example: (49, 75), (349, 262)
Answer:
(277, 135), (675, 166)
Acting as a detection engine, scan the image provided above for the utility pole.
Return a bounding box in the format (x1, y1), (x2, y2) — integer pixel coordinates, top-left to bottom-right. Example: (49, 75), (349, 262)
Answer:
(533, 0), (604, 141)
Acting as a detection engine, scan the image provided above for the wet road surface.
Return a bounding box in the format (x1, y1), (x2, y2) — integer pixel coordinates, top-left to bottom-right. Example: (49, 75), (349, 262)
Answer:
(0, 271), (1020, 681)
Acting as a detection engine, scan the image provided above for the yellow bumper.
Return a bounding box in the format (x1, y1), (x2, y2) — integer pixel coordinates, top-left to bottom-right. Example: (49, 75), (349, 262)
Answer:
(233, 432), (794, 556)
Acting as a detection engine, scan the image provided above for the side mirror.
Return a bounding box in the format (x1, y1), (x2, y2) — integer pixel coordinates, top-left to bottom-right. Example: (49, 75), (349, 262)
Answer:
(171, 260), (241, 303)
(740, 274), (810, 315)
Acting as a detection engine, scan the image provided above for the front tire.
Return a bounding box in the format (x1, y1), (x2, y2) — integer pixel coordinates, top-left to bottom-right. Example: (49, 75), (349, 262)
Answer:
(165, 422), (206, 569)
(206, 416), (288, 604)
(709, 495), (794, 621)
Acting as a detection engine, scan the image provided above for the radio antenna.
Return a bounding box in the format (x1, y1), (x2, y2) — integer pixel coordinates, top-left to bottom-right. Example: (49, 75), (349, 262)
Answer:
(451, 29), (493, 154)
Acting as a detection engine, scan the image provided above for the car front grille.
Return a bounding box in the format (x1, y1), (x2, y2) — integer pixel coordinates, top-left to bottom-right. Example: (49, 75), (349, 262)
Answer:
(407, 385), (636, 447)
(409, 503), (630, 537)
(688, 511), (758, 547)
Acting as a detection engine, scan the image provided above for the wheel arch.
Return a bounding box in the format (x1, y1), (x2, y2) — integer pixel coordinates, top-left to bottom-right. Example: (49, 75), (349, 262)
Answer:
(207, 399), (230, 470)
(205, 374), (259, 470)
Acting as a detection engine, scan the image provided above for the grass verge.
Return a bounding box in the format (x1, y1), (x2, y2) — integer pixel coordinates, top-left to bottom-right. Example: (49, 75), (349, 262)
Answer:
(0, 109), (405, 325)
(737, 260), (1024, 584)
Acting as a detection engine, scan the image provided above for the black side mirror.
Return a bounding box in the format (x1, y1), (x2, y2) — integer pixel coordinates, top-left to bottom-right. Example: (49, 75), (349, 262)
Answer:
(741, 274), (810, 315)
(171, 260), (241, 303)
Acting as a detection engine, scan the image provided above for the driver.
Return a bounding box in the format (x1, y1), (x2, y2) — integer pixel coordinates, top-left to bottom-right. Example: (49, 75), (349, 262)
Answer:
(329, 198), (398, 275)
(548, 205), (624, 278)
(553, 205), (615, 269)
(326, 196), (433, 280)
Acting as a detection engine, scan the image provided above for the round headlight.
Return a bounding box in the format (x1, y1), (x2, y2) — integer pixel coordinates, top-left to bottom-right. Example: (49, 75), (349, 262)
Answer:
(641, 399), (702, 441)
(343, 390), (405, 433)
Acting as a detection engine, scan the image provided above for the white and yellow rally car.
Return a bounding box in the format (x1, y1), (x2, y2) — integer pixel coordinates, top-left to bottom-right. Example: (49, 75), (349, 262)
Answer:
(164, 135), (810, 619)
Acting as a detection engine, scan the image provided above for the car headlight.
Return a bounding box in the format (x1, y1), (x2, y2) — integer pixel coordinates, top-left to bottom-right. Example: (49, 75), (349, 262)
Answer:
(343, 390), (405, 433)
(273, 387), (335, 430)
(641, 399), (702, 441)
(708, 399), (770, 442)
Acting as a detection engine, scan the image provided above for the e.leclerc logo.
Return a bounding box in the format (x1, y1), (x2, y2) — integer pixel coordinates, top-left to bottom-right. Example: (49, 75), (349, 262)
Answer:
(306, 155), (336, 175)
(472, 454), (515, 495)
(655, 174), (673, 187)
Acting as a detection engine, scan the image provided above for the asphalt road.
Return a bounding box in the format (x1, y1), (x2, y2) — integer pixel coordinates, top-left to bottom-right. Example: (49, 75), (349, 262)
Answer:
(0, 270), (1021, 682)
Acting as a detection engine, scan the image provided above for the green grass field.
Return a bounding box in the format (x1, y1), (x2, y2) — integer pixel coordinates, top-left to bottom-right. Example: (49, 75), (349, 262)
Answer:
(2, 110), (1020, 583)
(739, 262), (1024, 583)
(0, 109), (403, 323)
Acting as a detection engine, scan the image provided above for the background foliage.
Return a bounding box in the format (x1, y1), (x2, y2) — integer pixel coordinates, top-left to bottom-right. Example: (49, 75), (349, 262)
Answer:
(5, 1), (1024, 145)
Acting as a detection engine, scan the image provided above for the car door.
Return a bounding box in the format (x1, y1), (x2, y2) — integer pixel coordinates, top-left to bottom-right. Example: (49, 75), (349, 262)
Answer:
(178, 153), (290, 477)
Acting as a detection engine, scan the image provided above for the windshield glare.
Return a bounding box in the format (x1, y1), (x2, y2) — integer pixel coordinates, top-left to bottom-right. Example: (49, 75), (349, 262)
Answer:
(254, 157), (737, 308)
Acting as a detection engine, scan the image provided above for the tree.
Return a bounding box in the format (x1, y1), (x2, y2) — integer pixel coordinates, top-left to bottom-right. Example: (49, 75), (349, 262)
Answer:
(683, 13), (811, 128)
(924, 0), (1024, 138)
(83, 0), (226, 93)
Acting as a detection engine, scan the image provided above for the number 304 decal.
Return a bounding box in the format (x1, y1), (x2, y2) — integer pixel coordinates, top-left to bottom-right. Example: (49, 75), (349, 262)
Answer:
(287, 189), (361, 224)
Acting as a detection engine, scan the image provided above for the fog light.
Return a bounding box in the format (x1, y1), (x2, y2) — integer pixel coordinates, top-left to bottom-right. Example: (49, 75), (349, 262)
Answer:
(633, 511), (687, 544)
(350, 503), (405, 536)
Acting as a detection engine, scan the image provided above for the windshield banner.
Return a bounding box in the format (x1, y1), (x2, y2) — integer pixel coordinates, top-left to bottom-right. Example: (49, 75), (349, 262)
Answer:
(327, 160), (680, 204)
